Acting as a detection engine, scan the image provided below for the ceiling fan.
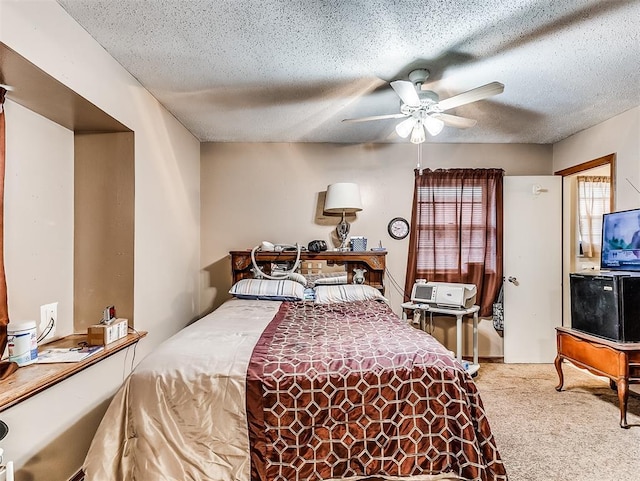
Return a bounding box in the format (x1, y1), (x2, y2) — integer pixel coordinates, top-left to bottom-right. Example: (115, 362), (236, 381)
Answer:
(342, 69), (504, 143)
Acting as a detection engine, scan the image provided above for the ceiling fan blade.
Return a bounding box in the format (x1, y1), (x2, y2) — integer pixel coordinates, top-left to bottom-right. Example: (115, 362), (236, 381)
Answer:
(390, 80), (421, 107)
(434, 81), (504, 111)
(342, 113), (407, 123)
(435, 113), (477, 129)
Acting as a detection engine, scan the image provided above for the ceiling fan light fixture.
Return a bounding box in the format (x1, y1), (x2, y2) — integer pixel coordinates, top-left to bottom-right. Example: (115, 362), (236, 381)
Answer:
(395, 117), (416, 138)
(342, 70), (503, 142)
(424, 115), (444, 136)
(410, 121), (426, 144)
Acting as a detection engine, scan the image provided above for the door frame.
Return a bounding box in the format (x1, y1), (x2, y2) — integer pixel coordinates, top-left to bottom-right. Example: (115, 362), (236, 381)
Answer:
(555, 153), (616, 327)
(555, 153), (615, 210)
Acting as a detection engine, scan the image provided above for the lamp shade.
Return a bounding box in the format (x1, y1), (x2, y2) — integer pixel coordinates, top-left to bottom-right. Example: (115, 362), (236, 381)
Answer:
(395, 117), (416, 138)
(424, 114), (445, 136)
(324, 183), (362, 213)
(410, 122), (426, 144)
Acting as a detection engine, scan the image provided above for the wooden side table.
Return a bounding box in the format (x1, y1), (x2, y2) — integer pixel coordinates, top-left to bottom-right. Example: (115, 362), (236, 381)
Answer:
(555, 327), (640, 428)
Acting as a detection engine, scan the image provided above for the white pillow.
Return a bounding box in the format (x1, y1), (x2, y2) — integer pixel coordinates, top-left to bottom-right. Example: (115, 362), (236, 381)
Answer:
(229, 279), (305, 301)
(314, 284), (388, 304)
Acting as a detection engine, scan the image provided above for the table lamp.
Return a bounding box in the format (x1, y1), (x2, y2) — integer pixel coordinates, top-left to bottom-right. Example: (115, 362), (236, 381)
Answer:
(324, 183), (362, 250)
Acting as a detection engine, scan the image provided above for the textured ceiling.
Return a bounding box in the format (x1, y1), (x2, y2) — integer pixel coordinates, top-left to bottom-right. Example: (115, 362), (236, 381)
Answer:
(56, 0), (640, 144)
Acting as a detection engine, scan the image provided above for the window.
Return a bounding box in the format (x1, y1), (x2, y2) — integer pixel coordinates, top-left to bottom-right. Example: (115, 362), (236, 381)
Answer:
(576, 176), (610, 258)
(415, 185), (496, 273)
(405, 169), (503, 317)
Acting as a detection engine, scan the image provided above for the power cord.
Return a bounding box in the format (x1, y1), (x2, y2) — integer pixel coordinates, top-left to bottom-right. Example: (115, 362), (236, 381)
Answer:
(36, 317), (55, 343)
(123, 326), (141, 379)
(384, 266), (407, 298)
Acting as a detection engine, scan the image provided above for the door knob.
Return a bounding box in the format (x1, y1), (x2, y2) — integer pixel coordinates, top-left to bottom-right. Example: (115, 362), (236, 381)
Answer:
(508, 276), (518, 284)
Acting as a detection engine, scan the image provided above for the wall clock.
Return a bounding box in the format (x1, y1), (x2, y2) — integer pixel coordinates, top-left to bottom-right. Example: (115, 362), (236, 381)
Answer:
(388, 217), (410, 240)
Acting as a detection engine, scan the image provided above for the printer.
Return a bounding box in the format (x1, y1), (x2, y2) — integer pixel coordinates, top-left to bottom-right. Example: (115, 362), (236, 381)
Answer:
(410, 280), (477, 309)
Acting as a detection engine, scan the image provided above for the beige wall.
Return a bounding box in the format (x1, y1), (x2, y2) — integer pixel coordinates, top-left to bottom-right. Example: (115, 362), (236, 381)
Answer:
(74, 132), (135, 331)
(0, 0), (200, 478)
(200, 141), (553, 358)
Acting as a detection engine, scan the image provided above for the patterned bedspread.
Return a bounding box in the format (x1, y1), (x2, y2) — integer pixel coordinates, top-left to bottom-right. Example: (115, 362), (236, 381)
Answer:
(82, 298), (506, 481)
(247, 301), (506, 481)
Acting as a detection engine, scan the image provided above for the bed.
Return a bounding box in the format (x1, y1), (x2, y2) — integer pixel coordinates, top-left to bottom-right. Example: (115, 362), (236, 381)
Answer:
(83, 251), (506, 481)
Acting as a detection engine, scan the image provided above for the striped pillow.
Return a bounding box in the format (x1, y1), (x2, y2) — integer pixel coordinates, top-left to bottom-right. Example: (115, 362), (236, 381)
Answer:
(314, 284), (387, 304)
(304, 272), (348, 287)
(314, 274), (348, 285)
(229, 279), (305, 301)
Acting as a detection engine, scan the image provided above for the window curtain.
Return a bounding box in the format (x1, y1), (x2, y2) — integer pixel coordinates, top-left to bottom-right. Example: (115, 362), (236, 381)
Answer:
(404, 168), (503, 317)
(0, 88), (18, 379)
(577, 175), (610, 258)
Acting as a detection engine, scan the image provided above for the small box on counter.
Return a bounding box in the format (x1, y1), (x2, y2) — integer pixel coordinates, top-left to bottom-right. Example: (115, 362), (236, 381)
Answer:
(350, 236), (367, 251)
(87, 318), (129, 346)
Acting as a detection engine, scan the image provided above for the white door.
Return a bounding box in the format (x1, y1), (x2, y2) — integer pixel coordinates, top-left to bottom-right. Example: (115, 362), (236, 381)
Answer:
(503, 176), (562, 363)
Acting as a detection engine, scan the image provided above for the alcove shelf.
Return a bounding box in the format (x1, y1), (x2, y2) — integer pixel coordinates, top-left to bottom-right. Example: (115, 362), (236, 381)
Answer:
(0, 331), (146, 412)
(1, 41), (135, 333)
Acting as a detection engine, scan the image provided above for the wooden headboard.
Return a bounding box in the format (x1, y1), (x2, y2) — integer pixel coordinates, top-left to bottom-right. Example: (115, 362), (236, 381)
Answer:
(229, 250), (387, 294)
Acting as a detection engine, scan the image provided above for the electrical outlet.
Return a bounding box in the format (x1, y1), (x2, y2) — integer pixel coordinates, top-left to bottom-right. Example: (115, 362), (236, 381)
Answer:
(39, 302), (58, 344)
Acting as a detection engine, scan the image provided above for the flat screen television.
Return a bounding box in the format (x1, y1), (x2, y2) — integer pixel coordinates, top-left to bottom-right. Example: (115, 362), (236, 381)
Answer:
(600, 207), (640, 271)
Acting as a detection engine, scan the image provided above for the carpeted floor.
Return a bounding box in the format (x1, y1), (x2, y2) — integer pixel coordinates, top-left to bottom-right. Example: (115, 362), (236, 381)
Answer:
(473, 362), (640, 481)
